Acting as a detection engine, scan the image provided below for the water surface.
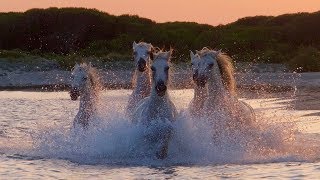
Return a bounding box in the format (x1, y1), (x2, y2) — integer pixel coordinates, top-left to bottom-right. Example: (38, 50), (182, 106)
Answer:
(0, 90), (320, 179)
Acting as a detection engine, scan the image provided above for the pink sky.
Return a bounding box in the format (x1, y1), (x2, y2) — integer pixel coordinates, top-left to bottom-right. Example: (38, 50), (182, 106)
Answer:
(1, 0), (320, 25)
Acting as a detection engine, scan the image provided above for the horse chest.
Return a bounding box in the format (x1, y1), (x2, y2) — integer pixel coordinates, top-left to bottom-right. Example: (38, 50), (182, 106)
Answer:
(139, 101), (174, 124)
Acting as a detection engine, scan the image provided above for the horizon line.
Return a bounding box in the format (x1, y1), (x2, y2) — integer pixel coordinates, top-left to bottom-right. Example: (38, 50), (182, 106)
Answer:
(1, 7), (319, 26)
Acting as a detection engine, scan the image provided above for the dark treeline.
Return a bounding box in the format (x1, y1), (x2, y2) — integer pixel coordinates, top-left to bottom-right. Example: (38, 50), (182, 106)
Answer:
(0, 8), (320, 71)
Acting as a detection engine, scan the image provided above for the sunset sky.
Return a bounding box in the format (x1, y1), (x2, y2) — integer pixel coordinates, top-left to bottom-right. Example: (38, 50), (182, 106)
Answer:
(1, 0), (320, 25)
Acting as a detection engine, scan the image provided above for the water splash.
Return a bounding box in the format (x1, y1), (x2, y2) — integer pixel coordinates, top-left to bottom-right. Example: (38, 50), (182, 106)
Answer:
(29, 101), (320, 166)
(1, 90), (319, 166)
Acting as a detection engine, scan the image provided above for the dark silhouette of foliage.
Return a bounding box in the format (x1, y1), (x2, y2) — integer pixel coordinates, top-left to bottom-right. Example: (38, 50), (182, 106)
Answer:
(0, 7), (320, 71)
(287, 46), (320, 72)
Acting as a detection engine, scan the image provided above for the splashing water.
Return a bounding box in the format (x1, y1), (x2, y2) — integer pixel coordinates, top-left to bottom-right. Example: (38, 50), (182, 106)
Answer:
(5, 89), (313, 167)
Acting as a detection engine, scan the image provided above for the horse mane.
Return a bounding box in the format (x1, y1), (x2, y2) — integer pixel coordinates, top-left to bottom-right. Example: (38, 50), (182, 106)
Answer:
(135, 42), (153, 49)
(197, 48), (237, 95)
(79, 63), (103, 92)
(153, 50), (172, 61)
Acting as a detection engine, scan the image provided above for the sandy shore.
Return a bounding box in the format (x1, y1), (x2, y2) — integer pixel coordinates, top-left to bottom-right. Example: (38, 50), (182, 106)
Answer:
(0, 69), (319, 92)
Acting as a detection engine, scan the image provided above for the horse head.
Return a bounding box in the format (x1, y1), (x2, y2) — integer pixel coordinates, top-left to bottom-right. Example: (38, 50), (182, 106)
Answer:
(193, 48), (222, 88)
(151, 50), (172, 97)
(197, 47), (236, 95)
(69, 63), (92, 101)
(133, 41), (154, 72)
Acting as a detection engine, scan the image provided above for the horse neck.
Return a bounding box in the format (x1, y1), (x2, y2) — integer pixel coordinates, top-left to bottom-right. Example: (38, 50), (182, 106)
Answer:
(79, 83), (98, 112)
(133, 69), (151, 94)
(150, 85), (169, 104)
(193, 85), (207, 105)
(207, 66), (227, 100)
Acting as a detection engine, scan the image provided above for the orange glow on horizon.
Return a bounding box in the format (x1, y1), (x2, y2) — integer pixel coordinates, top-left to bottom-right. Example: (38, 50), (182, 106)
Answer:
(0, 0), (320, 25)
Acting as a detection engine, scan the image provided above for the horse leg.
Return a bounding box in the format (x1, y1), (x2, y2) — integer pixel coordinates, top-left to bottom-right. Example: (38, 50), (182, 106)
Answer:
(239, 101), (256, 125)
(156, 125), (173, 159)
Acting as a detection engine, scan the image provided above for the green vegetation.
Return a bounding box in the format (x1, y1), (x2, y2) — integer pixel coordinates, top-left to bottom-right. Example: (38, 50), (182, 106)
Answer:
(0, 49), (33, 60)
(288, 47), (320, 72)
(0, 8), (320, 71)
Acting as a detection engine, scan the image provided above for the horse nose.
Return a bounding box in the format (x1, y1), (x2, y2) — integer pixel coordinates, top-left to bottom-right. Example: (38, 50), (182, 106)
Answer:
(193, 70), (198, 80)
(156, 80), (167, 91)
(198, 74), (206, 81)
(157, 80), (165, 86)
(70, 87), (80, 101)
(138, 58), (146, 72)
(72, 87), (79, 91)
(196, 74), (207, 87)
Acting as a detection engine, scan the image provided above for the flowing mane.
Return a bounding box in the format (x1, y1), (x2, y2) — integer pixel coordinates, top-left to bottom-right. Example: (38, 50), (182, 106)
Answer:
(70, 62), (103, 128)
(197, 48), (237, 95)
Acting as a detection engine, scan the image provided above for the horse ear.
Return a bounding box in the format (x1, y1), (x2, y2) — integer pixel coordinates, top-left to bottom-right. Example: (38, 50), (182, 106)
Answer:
(169, 48), (173, 56)
(190, 50), (195, 59)
(151, 47), (160, 60)
(152, 47), (160, 53)
(166, 49), (173, 61)
(74, 63), (80, 69)
(214, 49), (222, 57)
(195, 50), (200, 55)
(133, 41), (137, 49)
(153, 52), (159, 60)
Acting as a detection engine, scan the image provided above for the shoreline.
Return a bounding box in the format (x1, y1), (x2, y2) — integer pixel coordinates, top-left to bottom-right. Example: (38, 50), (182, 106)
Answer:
(1, 70), (320, 92)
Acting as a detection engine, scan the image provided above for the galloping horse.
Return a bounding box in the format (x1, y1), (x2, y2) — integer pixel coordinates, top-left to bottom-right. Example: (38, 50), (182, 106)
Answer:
(195, 48), (255, 125)
(189, 51), (208, 117)
(126, 42), (154, 118)
(133, 50), (177, 159)
(69, 63), (102, 129)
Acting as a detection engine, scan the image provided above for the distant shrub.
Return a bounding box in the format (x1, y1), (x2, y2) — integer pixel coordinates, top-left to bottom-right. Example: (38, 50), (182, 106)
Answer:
(80, 41), (110, 57)
(0, 49), (28, 59)
(101, 52), (132, 61)
(50, 53), (81, 70)
(260, 49), (286, 63)
(287, 47), (320, 72)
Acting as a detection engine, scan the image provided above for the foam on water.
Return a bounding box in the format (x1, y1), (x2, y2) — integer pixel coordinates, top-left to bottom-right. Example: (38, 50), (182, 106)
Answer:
(0, 90), (319, 166)
(26, 95), (320, 166)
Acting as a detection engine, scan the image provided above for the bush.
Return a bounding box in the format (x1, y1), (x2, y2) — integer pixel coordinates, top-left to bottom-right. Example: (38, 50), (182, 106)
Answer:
(287, 47), (320, 72)
(0, 49), (29, 59)
(260, 49), (286, 63)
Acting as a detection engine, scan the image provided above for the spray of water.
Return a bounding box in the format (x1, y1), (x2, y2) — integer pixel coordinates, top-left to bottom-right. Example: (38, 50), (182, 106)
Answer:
(27, 92), (320, 166)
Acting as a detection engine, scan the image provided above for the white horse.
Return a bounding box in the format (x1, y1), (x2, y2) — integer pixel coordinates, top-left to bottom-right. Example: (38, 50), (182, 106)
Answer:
(133, 50), (178, 159)
(126, 42), (154, 118)
(69, 63), (102, 129)
(188, 51), (208, 117)
(195, 48), (255, 125)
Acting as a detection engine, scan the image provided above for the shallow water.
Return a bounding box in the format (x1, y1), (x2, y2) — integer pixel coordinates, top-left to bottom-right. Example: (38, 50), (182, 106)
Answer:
(0, 90), (320, 179)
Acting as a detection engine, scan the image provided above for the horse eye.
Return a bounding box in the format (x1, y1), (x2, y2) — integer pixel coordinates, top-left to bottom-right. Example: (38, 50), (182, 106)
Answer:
(151, 66), (155, 71)
(83, 77), (87, 80)
(165, 66), (169, 71)
(208, 63), (214, 69)
(191, 63), (193, 66)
